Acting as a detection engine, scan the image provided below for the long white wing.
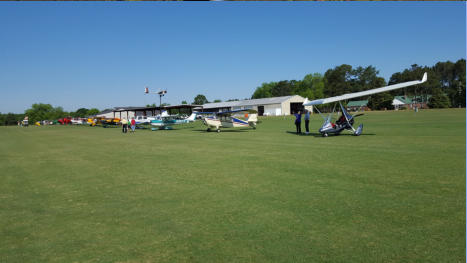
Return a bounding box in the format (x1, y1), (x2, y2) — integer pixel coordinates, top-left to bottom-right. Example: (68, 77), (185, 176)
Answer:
(303, 72), (427, 106)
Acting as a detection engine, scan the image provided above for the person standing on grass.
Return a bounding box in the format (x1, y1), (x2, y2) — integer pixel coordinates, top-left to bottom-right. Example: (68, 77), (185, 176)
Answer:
(130, 117), (136, 133)
(121, 118), (128, 133)
(294, 111), (302, 134)
(304, 109), (311, 135)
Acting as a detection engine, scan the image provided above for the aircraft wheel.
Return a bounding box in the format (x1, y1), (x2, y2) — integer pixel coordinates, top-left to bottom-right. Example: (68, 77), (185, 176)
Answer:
(216, 129), (220, 133)
(207, 128), (211, 132)
(323, 133), (328, 137)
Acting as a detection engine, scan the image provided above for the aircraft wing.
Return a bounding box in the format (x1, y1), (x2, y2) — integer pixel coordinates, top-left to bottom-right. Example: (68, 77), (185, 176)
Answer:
(303, 72), (427, 106)
(197, 109), (258, 116)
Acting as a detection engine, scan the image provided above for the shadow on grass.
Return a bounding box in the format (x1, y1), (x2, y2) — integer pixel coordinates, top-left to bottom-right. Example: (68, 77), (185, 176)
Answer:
(191, 128), (251, 133)
(285, 131), (376, 137)
(140, 125), (198, 131)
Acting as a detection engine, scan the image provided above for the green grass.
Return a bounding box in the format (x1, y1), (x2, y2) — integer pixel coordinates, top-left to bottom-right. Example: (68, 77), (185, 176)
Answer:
(0, 109), (465, 262)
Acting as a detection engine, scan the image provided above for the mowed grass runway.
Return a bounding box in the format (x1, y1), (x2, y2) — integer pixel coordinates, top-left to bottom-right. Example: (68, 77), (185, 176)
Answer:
(0, 109), (465, 262)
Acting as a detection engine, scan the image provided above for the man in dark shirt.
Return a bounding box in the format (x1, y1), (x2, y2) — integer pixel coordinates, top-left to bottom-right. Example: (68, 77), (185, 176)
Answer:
(294, 111), (302, 134)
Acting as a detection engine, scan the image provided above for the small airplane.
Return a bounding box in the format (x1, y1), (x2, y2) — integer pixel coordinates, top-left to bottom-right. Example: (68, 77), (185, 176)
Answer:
(134, 115), (157, 125)
(58, 117), (72, 125)
(303, 72), (427, 137)
(70, 118), (84, 125)
(199, 109), (258, 132)
(150, 112), (197, 130)
(134, 110), (171, 126)
(86, 117), (121, 127)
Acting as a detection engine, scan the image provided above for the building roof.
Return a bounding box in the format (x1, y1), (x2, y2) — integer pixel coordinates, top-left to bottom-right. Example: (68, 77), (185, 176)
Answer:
(201, 95), (299, 109)
(396, 95), (432, 104)
(347, 100), (368, 107)
(96, 109), (114, 115)
(392, 98), (406, 105)
(394, 96), (413, 104)
(112, 105), (200, 112)
(113, 106), (145, 111)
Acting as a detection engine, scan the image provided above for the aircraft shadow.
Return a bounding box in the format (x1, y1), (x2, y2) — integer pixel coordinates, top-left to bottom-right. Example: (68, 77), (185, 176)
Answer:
(285, 131), (376, 137)
(191, 129), (250, 133)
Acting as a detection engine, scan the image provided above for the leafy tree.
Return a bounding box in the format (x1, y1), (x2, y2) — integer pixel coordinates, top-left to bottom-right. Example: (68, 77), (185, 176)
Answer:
(248, 59), (464, 109)
(73, 108), (89, 117)
(181, 101), (188, 105)
(25, 103), (54, 123)
(434, 59), (466, 107)
(301, 73), (325, 100)
(87, 108), (100, 116)
(428, 88), (451, 108)
(51, 106), (67, 120)
(351, 66), (381, 92)
(4, 113), (19, 125)
(193, 94), (209, 105)
(368, 92), (394, 110)
(271, 80), (295, 97)
(324, 64), (353, 97)
(252, 82), (275, 99)
(389, 60), (465, 107)
(24, 104), (68, 123)
(227, 99), (239, 102)
(453, 59), (466, 107)
(213, 99), (222, 103)
(0, 113), (24, 125)
(161, 103), (171, 107)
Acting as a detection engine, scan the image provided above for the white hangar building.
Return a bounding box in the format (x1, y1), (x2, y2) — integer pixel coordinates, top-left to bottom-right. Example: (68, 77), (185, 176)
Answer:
(198, 95), (313, 116)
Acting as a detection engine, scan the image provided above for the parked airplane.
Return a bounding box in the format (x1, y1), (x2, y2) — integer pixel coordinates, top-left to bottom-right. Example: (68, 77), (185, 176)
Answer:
(303, 72), (427, 137)
(199, 109), (258, 132)
(150, 112), (197, 130)
(70, 118), (84, 125)
(134, 115), (156, 125)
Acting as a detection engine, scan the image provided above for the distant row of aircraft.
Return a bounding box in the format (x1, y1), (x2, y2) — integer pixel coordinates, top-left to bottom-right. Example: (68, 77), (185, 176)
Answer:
(136, 72), (428, 136)
(132, 109), (257, 132)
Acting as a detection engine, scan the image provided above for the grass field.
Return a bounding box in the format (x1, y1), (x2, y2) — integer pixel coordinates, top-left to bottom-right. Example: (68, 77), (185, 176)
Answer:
(0, 109), (465, 262)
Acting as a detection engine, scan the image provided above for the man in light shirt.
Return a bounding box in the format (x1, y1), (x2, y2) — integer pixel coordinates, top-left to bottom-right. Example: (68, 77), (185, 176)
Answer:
(304, 110), (311, 135)
(121, 118), (128, 133)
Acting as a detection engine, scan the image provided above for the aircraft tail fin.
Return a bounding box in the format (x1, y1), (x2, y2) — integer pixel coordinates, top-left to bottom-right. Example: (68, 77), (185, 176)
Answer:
(187, 113), (197, 121)
(422, 72), (427, 83)
(247, 113), (258, 123)
(161, 110), (169, 117)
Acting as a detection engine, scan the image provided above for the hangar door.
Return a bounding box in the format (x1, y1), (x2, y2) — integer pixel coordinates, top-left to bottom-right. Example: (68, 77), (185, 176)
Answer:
(290, 102), (304, 114)
(258, 106), (264, 116)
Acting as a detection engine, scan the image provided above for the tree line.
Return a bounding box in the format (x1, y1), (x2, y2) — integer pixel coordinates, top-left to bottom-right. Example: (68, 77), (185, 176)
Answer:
(251, 59), (465, 110)
(0, 104), (100, 126)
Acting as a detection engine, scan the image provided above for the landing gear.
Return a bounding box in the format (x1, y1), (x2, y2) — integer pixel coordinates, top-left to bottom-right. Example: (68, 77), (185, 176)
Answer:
(207, 128), (211, 132)
(216, 129), (220, 133)
(322, 133), (328, 137)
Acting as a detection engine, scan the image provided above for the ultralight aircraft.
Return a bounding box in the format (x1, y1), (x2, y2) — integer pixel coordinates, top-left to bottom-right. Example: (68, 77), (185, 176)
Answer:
(302, 72), (427, 137)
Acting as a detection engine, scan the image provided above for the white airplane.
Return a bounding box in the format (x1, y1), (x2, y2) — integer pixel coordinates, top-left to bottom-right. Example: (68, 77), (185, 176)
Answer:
(134, 115), (156, 125)
(303, 72), (427, 137)
(134, 111), (170, 125)
(199, 109), (258, 132)
(70, 118), (84, 125)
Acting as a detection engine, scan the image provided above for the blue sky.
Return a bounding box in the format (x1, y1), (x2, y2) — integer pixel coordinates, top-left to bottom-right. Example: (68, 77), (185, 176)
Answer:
(0, 2), (465, 113)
